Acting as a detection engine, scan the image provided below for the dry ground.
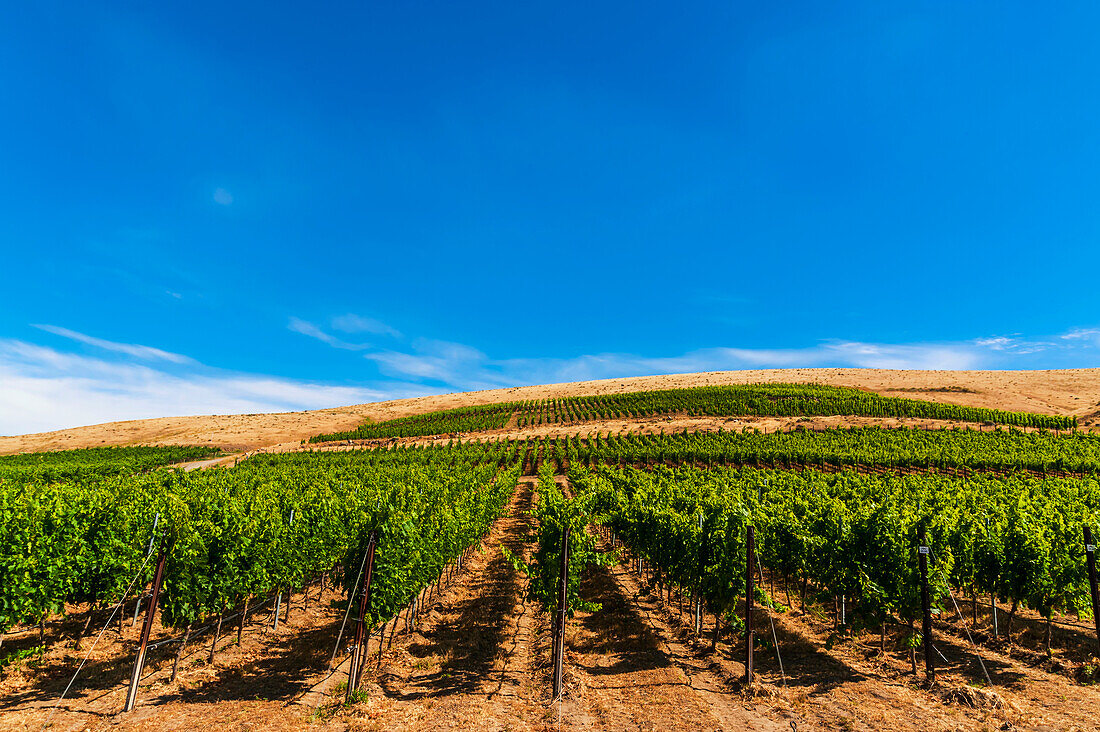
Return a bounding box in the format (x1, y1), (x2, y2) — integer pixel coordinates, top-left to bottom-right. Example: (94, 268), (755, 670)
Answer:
(601, 539), (1100, 731)
(0, 484), (534, 731)
(5, 368), (1100, 455)
(6, 370), (1100, 730)
(5, 475), (1100, 731)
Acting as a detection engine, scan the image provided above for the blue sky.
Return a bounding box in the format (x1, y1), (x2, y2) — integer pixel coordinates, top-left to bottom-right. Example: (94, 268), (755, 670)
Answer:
(2, 2), (1100, 434)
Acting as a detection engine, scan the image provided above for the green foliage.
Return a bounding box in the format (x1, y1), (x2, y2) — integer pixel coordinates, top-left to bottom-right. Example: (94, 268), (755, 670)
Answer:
(0, 446), (221, 485)
(508, 463), (610, 616)
(560, 425), (1100, 474)
(0, 645), (43, 673)
(574, 463), (1097, 626)
(5, 424), (1096, 652)
(312, 403), (519, 442)
(312, 384), (1075, 442)
(0, 441), (521, 633)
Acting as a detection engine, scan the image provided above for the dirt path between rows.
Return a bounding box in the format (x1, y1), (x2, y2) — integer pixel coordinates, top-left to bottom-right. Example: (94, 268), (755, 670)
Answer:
(600, 540), (1100, 731)
(0, 577), (355, 730)
(559, 532), (789, 732)
(358, 477), (553, 731)
(766, 599), (1100, 731)
(6, 470), (1099, 731)
(0, 481), (540, 732)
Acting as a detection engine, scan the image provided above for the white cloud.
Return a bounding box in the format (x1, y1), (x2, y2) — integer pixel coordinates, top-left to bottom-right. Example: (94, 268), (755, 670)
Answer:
(358, 326), (1100, 392)
(288, 315), (402, 349)
(1060, 328), (1100, 344)
(367, 339), (500, 389)
(972, 336), (1016, 350)
(331, 314), (401, 337)
(362, 338), (985, 392)
(969, 335), (1054, 355)
(32, 324), (195, 364)
(287, 317), (370, 351)
(0, 339), (423, 436)
(7, 320), (1100, 437)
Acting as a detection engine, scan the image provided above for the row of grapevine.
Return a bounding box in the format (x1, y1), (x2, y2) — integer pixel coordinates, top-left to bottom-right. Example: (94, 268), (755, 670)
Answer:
(311, 384), (1076, 443)
(574, 463), (1099, 651)
(0, 441), (521, 638)
(550, 426), (1100, 475)
(310, 403), (519, 442)
(0, 445), (222, 485)
(505, 463), (610, 698)
(507, 462), (608, 617)
(514, 384), (1075, 430)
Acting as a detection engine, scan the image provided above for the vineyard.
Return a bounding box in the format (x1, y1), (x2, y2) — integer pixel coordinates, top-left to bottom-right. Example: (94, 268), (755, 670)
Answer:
(0, 443), (521, 641)
(0, 445), (222, 484)
(553, 424), (1100, 475)
(3, 384), (1100, 731)
(576, 463), (1097, 652)
(311, 383), (1077, 442)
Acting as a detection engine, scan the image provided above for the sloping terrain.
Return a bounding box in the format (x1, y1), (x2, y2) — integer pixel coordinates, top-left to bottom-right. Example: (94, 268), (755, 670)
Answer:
(4, 368), (1100, 455)
(5, 374), (1100, 731)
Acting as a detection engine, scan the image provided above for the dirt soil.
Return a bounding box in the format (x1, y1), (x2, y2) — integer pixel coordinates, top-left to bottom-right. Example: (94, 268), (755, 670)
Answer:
(601, 538), (1100, 731)
(562, 538), (788, 731)
(5, 476), (1100, 730)
(0, 483), (538, 731)
(6, 368), (1100, 455)
(7, 370), (1100, 730)
(360, 477), (552, 731)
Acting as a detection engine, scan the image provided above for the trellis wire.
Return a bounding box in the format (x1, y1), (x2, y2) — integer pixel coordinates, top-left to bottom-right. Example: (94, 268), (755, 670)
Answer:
(41, 551), (154, 730)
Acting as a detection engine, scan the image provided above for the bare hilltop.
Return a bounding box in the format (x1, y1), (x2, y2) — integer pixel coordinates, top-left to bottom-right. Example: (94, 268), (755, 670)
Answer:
(4, 368), (1100, 455)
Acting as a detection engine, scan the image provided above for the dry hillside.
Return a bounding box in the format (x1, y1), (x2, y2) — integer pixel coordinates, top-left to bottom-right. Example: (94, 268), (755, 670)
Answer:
(4, 368), (1100, 456)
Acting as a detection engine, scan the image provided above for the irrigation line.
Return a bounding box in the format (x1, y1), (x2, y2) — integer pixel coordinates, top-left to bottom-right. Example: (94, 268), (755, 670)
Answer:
(39, 583), (291, 727)
(930, 549), (993, 687)
(952, 600), (1097, 632)
(41, 552), (154, 730)
(754, 549), (786, 687)
(141, 594), (279, 652)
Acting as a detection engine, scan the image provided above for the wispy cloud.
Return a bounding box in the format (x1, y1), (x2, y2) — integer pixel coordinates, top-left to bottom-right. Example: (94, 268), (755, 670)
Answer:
(7, 321), (1100, 437)
(970, 334), (1053, 355)
(367, 340), (499, 389)
(361, 338), (985, 391)
(0, 338), (424, 436)
(359, 326), (1100, 391)
(32, 324), (195, 364)
(288, 315), (401, 350)
(1060, 328), (1100, 343)
(287, 317), (369, 350)
(331, 314), (401, 337)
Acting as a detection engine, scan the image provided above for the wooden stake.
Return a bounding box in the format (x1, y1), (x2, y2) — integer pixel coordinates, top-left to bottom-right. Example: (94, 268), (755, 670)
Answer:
(1085, 526), (1100, 653)
(551, 526), (570, 700)
(75, 604), (97, 651)
(745, 525), (755, 684)
(347, 532), (378, 702)
(239, 597), (249, 645)
(124, 544), (168, 713)
(919, 528), (934, 684)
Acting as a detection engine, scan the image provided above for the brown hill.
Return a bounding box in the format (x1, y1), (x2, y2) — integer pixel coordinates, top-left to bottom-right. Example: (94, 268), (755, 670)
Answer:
(3, 368), (1100, 456)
